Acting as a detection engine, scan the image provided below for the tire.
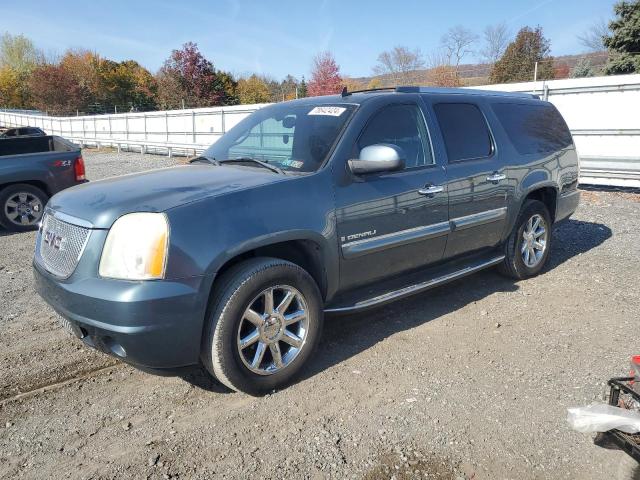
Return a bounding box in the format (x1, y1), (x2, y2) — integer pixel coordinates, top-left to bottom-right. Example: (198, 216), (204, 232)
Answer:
(0, 183), (48, 232)
(498, 199), (552, 280)
(201, 257), (324, 395)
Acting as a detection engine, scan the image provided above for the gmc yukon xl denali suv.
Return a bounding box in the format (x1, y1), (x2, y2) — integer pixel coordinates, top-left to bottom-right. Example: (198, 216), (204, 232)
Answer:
(33, 87), (579, 394)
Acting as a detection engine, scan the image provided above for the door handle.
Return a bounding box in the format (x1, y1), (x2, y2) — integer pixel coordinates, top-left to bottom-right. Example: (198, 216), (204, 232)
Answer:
(418, 185), (444, 196)
(486, 173), (506, 183)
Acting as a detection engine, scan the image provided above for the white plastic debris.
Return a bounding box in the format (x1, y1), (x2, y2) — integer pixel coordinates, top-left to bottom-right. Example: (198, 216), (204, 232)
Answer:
(567, 403), (640, 433)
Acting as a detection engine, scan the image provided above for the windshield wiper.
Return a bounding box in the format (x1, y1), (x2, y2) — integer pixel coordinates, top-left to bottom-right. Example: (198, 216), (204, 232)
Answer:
(219, 157), (285, 174)
(189, 155), (220, 165)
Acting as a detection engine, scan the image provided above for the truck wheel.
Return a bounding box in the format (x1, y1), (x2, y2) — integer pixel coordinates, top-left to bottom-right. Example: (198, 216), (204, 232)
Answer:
(498, 199), (552, 280)
(0, 184), (48, 232)
(202, 257), (323, 395)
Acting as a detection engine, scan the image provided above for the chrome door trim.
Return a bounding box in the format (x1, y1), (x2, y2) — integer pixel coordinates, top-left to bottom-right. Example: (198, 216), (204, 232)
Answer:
(418, 185), (444, 196)
(325, 254), (505, 313)
(450, 207), (507, 231)
(486, 173), (507, 182)
(341, 221), (450, 259)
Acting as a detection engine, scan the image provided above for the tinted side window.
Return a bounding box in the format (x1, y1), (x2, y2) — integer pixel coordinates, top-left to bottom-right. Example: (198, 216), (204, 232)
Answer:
(491, 103), (572, 155)
(433, 103), (493, 162)
(357, 104), (433, 168)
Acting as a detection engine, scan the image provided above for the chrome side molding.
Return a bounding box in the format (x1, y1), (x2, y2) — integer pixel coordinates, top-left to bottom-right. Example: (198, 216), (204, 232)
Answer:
(341, 221), (450, 259)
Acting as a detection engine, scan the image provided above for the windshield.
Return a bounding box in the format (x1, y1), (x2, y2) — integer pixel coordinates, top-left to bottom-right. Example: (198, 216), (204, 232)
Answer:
(204, 103), (356, 173)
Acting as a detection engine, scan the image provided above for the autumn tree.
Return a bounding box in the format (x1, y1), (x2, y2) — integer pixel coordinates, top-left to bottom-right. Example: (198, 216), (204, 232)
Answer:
(307, 52), (342, 96)
(237, 74), (271, 104)
(0, 66), (21, 107)
(28, 64), (83, 114)
(59, 50), (101, 109)
(342, 77), (364, 93)
(0, 32), (43, 107)
(554, 62), (570, 79)
(489, 26), (554, 84)
(373, 46), (425, 85)
(366, 78), (382, 89)
(427, 66), (462, 87)
(426, 51), (462, 87)
(603, 0), (640, 74)
(156, 42), (238, 109)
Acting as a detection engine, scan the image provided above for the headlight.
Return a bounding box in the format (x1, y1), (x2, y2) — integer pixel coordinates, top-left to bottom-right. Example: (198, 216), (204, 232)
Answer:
(99, 213), (169, 280)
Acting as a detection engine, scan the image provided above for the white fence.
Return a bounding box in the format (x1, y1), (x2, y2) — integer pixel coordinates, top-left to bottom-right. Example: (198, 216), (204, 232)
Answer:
(0, 104), (267, 157)
(2, 74), (640, 187)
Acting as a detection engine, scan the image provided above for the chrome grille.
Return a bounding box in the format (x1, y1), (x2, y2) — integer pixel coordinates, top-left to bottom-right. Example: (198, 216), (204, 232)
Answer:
(38, 213), (90, 278)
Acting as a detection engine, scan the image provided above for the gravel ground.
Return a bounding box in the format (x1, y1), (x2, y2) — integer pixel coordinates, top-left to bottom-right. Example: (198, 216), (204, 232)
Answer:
(1, 149), (639, 479)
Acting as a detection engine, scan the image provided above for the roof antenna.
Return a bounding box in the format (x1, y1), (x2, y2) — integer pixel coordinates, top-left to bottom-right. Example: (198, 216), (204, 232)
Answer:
(341, 86), (349, 97)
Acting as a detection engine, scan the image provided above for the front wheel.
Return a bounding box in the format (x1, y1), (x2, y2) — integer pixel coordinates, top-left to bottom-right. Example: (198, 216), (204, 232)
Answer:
(498, 199), (552, 280)
(201, 257), (323, 395)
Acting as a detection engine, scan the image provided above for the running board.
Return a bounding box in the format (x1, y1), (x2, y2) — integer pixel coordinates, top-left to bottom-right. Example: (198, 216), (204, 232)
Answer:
(324, 254), (505, 314)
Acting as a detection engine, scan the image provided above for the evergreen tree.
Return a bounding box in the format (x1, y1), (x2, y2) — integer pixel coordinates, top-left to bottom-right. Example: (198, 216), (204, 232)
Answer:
(603, 0), (640, 74)
(571, 58), (595, 78)
(489, 26), (554, 84)
(298, 76), (307, 98)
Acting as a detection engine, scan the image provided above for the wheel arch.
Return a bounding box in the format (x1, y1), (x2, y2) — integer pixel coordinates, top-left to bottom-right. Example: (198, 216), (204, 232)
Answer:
(0, 180), (51, 198)
(522, 185), (558, 223)
(206, 231), (334, 303)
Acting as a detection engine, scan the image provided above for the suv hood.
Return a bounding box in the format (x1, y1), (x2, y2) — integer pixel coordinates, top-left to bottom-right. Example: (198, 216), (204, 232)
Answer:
(47, 164), (287, 228)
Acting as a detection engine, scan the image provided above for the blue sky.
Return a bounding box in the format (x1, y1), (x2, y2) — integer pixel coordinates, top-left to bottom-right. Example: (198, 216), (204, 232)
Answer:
(1, 0), (616, 79)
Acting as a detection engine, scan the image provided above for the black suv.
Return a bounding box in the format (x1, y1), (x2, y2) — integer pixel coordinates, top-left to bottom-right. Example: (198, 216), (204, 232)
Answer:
(33, 87), (580, 394)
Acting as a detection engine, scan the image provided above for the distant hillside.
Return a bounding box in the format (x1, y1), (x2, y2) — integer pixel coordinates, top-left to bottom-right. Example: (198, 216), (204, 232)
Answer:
(347, 52), (608, 89)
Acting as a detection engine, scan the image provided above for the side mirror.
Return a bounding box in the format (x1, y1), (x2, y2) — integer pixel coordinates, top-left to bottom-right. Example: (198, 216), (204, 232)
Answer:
(348, 144), (406, 175)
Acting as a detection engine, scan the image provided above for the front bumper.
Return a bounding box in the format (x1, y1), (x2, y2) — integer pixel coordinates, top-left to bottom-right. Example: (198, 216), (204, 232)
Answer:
(33, 261), (213, 370)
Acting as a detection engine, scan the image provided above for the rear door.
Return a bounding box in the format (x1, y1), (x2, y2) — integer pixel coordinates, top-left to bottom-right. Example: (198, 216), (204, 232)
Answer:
(425, 97), (508, 258)
(334, 97), (449, 290)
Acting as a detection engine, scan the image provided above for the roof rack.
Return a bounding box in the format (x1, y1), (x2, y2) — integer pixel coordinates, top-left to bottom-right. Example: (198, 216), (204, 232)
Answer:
(341, 85), (539, 100)
(341, 86), (396, 97)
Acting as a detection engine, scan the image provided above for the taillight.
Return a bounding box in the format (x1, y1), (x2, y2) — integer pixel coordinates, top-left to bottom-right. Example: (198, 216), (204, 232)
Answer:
(74, 156), (86, 181)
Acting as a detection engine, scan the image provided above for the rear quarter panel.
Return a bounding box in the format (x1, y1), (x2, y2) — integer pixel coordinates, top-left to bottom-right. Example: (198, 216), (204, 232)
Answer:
(481, 99), (579, 238)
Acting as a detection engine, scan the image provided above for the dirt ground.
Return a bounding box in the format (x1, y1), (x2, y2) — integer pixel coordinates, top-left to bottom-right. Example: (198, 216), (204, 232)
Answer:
(1, 151), (639, 479)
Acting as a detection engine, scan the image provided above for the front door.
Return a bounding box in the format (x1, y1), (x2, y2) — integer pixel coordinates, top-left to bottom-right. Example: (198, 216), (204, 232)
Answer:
(427, 99), (508, 258)
(334, 101), (449, 291)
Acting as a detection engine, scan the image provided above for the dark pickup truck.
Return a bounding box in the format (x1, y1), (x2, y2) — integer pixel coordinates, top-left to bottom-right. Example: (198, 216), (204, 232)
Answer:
(0, 135), (86, 231)
(33, 87), (580, 394)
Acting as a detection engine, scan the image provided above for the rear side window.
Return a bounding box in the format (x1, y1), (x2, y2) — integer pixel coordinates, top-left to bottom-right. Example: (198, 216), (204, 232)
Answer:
(433, 103), (493, 162)
(491, 103), (572, 155)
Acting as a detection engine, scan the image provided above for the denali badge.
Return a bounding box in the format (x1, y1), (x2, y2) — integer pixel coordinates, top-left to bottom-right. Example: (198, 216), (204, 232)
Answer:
(341, 230), (377, 243)
(43, 230), (64, 250)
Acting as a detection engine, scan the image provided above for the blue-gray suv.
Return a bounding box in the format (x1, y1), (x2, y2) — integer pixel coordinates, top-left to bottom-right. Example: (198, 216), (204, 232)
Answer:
(33, 87), (580, 394)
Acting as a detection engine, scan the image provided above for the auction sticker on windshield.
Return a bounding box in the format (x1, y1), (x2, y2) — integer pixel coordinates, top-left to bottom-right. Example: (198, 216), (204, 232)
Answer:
(308, 106), (346, 116)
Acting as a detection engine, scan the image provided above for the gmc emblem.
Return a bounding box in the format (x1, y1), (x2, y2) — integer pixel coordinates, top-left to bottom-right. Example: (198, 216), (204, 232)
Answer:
(43, 230), (64, 250)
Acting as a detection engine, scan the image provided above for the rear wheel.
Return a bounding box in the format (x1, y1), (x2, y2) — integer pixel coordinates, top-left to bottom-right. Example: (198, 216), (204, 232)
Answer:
(498, 199), (552, 280)
(201, 257), (323, 395)
(0, 184), (48, 232)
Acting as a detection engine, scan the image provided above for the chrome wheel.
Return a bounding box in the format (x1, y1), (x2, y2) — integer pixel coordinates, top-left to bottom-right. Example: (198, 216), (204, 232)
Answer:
(521, 213), (548, 268)
(4, 191), (44, 226)
(236, 285), (309, 375)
